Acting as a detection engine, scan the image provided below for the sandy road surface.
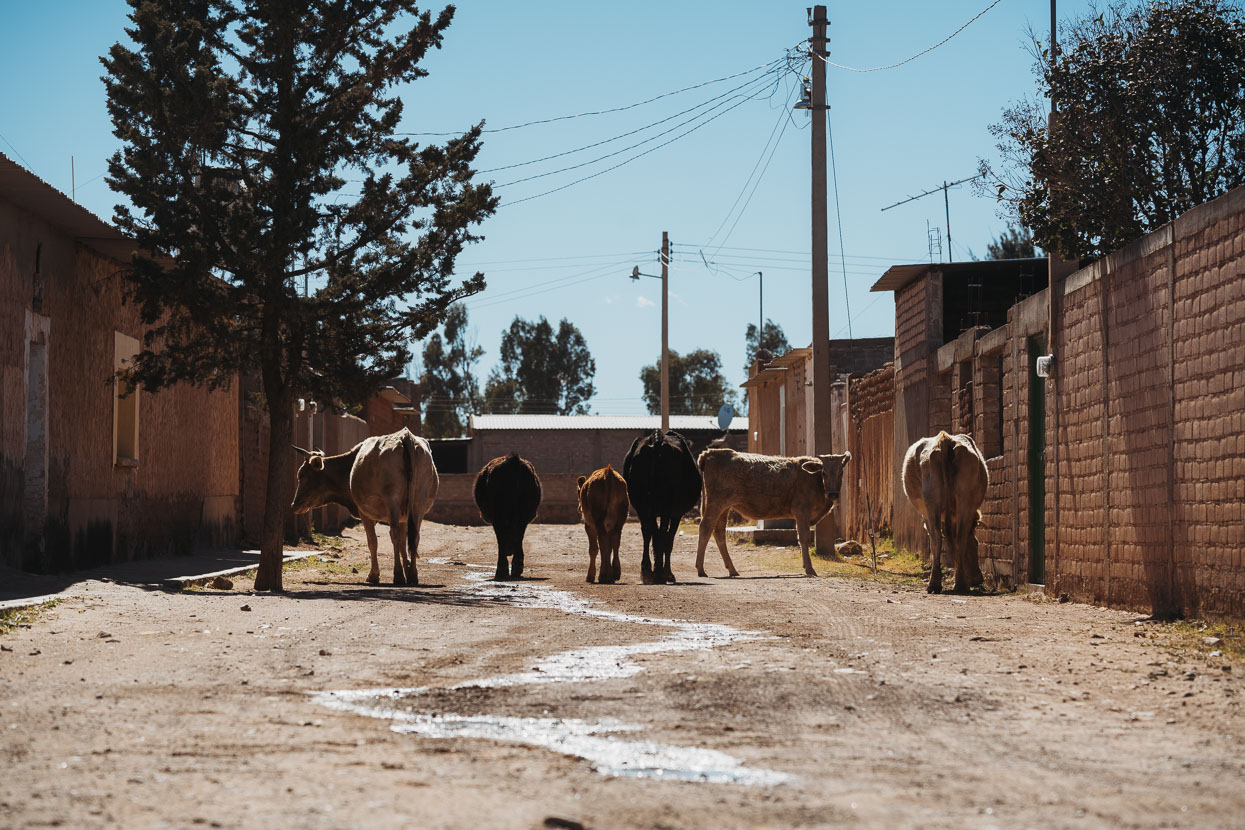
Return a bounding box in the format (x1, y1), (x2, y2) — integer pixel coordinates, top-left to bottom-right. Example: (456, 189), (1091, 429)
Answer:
(2, 521), (1243, 829)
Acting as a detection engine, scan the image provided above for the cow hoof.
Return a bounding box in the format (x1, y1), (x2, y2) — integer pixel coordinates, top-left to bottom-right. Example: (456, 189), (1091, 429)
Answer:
(728, 570), (739, 578)
(804, 569), (818, 578)
(927, 582), (942, 594)
(366, 573), (380, 585)
(697, 569), (708, 578)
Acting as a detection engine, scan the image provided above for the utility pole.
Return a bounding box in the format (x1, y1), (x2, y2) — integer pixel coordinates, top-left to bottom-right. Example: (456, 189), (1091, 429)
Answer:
(809, 5), (833, 557)
(660, 231), (670, 433)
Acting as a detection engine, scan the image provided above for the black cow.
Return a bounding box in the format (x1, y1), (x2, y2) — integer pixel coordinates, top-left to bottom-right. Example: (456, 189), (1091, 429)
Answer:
(622, 430), (702, 585)
(474, 453), (542, 581)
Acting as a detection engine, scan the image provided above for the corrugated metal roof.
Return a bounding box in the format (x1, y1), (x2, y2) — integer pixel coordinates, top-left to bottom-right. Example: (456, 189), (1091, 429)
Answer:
(0, 151), (136, 262)
(871, 257), (1049, 293)
(468, 414), (748, 432)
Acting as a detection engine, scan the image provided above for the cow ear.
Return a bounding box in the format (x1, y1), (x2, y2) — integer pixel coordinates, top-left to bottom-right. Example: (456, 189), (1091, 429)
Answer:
(577, 475), (586, 489)
(801, 460), (823, 475)
(310, 455), (325, 471)
(840, 451), (852, 466)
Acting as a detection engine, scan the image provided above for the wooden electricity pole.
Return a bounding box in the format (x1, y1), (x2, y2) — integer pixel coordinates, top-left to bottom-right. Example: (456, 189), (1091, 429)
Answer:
(661, 231), (670, 433)
(809, 5), (834, 557)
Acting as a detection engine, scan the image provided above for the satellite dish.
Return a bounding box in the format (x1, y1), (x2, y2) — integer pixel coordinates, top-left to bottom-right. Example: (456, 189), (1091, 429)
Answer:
(717, 403), (735, 431)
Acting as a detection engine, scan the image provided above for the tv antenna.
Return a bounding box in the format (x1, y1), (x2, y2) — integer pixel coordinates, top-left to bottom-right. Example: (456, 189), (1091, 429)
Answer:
(882, 173), (983, 262)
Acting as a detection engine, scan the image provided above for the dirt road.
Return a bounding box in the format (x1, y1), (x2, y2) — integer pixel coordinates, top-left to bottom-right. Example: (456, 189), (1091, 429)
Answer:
(2, 522), (1242, 829)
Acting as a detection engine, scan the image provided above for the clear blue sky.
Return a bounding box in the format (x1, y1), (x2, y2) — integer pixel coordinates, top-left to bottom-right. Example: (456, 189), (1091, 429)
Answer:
(0, 1), (1098, 415)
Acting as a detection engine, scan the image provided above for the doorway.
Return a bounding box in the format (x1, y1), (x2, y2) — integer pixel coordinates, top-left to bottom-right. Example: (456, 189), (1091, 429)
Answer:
(23, 315), (50, 565)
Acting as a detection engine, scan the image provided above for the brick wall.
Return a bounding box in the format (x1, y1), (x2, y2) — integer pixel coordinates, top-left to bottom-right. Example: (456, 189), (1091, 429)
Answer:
(425, 472), (584, 525)
(1, 200), (240, 571)
(1040, 186), (1245, 617)
(840, 364), (894, 542)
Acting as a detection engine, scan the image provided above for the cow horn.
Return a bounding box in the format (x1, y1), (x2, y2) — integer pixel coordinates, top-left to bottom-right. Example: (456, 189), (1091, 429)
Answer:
(291, 444), (312, 457)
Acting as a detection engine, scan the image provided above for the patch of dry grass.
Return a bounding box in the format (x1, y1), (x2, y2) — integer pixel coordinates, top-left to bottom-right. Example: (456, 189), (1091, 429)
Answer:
(0, 599), (61, 637)
(750, 536), (927, 588)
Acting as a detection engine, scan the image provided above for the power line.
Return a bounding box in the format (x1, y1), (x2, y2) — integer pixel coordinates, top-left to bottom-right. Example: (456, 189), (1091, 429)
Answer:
(400, 57), (787, 136)
(701, 96), (794, 260)
(817, 0), (1004, 73)
(498, 76), (783, 208)
(465, 260), (634, 310)
(827, 103), (852, 338)
(701, 79), (798, 251)
(495, 70), (780, 190)
(455, 250), (649, 267)
(479, 61), (784, 175)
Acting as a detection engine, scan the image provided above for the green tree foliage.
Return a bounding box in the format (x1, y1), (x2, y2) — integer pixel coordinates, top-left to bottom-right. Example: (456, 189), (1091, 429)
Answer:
(102, 0), (495, 590)
(985, 223), (1037, 259)
(983, 0), (1245, 259)
(743, 318), (791, 375)
(421, 303), (482, 438)
(640, 349), (738, 416)
(483, 316), (596, 414)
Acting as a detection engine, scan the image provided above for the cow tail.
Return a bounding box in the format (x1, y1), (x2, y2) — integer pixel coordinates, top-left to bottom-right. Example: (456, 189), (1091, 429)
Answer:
(403, 431), (417, 554)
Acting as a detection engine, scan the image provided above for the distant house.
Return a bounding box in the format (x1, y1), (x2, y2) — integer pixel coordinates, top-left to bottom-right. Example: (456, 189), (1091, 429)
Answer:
(425, 414), (748, 524)
(0, 152), (240, 571)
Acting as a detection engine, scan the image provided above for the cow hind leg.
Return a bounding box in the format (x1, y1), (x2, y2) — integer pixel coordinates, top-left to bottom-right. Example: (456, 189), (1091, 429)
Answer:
(405, 513), (421, 586)
(607, 524), (623, 583)
(511, 525), (527, 579)
(492, 526), (510, 581)
(695, 509), (718, 577)
(362, 520), (381, 585)
(926, 519), (944, 594)
(585, 523), (600, 583)
(639, 521), (655, 585)
(713, 512), (739, 577)
(795, 517), (817, 577)
(388, 519), (407, 586)
(657, 516), (676, 585)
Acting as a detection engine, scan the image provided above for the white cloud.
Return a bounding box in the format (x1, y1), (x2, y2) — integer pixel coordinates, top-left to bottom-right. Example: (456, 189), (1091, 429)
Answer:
(636, 296), (656, 309)
(603, 294), (616, 305)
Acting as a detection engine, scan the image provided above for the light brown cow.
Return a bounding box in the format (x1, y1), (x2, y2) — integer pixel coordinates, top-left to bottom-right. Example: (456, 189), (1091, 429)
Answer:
(696, 448), (851, 578)
(577, 465), (628, 584)
(291, 428), (438, 586)
(902, 431), (988, 594)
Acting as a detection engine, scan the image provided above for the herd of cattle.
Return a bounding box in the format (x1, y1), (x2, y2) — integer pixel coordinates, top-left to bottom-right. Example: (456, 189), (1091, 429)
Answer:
(291, 425), (990, 594)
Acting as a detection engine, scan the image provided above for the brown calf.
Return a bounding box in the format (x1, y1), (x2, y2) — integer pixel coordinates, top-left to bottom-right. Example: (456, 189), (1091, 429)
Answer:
(577, 465), (628, 584)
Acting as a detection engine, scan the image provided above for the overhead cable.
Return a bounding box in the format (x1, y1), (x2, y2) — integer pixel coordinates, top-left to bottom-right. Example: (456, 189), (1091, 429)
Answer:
(495, 71), (780, 189)
(480, 60), (784, 174)
(498, 77), (784, 208)
(401, 57), (787, 136)
(816, 0), (1004, 73)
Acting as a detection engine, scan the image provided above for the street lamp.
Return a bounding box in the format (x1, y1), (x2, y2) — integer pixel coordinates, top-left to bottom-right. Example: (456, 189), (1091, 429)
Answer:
(630, 231), (670, 431)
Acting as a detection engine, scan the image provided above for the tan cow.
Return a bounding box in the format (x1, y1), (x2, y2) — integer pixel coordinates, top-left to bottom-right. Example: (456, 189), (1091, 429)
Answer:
(902, 431), (988, 594)
(577, 465), (628, 584)
(291, 428), (438, 586)
(696, 448), (851, 578)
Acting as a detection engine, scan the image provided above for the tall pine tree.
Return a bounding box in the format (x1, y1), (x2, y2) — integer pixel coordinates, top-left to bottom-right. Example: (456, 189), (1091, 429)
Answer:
(102, 1), (495, 590)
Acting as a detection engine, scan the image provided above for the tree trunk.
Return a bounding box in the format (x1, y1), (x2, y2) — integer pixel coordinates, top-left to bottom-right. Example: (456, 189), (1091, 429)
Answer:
(254, 375), (294, 592)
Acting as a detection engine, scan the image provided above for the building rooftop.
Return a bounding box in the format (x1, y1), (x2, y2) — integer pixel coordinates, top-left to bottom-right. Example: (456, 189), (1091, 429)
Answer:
(870, 257), (1048, 293)
(0, 151), (137, 263)
(468, 414), (747, 432)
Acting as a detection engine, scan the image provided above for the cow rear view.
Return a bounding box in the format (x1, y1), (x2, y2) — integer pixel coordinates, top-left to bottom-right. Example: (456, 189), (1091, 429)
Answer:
(622, 430), (701, 585)
(474, 453), (542, 581)
(902, 431), (989, 594)
(577, 465), (628, 584)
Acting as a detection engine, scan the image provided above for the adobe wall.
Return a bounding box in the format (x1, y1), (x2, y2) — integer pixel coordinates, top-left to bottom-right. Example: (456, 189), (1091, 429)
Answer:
(892, 273), (941, 553)
(1050, 186), (1245, 618)
(839, 364), (894, 543)
(0, 200), (239, 571)
(425, 472), (584, 525)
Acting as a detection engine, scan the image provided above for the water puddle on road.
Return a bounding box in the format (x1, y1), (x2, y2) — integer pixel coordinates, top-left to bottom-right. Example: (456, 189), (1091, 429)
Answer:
(312, 564), (792, 786)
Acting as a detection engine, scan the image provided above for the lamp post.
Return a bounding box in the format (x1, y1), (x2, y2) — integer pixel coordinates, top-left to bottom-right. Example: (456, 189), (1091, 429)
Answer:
(630, 231), (670, 431)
